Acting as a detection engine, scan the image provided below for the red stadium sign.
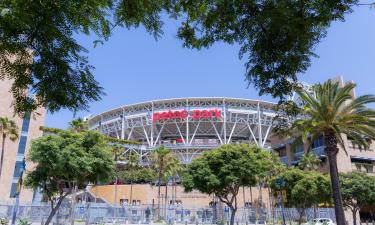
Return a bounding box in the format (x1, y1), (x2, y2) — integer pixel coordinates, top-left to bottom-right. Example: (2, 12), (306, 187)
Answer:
(153, 109), (221, 122)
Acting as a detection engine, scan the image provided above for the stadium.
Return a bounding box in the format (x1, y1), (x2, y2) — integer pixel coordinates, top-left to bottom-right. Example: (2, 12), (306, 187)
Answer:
(88, 97), (278, 164)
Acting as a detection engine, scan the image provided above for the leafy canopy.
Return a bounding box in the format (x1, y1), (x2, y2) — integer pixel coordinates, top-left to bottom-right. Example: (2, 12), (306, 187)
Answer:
(276, 80), (375, 150)
(182, 144), (273, 207)
(270, 168), (331, 209)
(24, 130), (115, 200)
(340, 172), (375, 213)
(1, 0), (364, 113)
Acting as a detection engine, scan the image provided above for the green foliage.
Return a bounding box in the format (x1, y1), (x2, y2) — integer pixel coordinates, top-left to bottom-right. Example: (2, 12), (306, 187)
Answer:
(0, 0), (172, 114)
(150, 146), (174, 183)
(176, 0), (358, 98)
(24, 130), (115, 207)
(340, 172), (375, 216)
(270, 168), (331, 209)
(1, 0), (365, 113)
(280, 80), (375, 150)
(0, 116), (19, 178)
(298, 152), (321, 171)
(69, 118), (89, 133)
(17, 218), (31, 225)
(119, 152), (155, 183)
(39, 126), (140, 145)
(182, 144), (273, 206)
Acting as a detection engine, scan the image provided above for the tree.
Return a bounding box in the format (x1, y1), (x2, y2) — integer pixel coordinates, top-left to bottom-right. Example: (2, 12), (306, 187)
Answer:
(340, 172), (375, 225)
(24, 130), (115, 225)
(182, 144), (273, 225)
(0, 117), (19, 179)
(150, 146), (173, 220)
(0, 0), (169, 114)
(176, 0), (359, 99)
(270, 168), (331, 225)
(1, 0), (367, 114)
(298, 152), (321, 171)
(120, 151), (154, 205)
(276, 80), (375, 225)
(69, 118), (89, 133)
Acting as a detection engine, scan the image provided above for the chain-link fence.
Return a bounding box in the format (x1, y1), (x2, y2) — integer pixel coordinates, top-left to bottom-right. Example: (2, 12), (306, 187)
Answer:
(0, 203), (335, 225)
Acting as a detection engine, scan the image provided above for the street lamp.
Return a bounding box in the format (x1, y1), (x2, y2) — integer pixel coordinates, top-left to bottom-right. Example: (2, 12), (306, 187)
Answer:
(275, 177), (286, 225)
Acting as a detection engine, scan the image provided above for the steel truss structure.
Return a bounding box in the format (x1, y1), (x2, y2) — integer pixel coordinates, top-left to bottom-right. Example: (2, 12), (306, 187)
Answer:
(88, 97), (278, 164)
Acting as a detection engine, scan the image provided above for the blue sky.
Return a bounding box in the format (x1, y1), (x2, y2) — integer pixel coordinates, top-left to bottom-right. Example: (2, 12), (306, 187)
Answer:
(46, 5), (375, 129)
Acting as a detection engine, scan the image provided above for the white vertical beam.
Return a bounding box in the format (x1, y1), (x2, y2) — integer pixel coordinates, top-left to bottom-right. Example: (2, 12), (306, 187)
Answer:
(174, 121), (186, 145)
(223, 99), (227, 143)
(261, 123), (273, 148)
(151, 102), (154, 147)
(189, 120), (201, 145)
(154, 123), (165, 146)
(210, 121), (223, 144)
(141, 118), (151, 146)
(257, 102), (262, 146)
(247, 123), (259, 147)
(227, 119), (238, 144)
(121, 108), (125, 139)
(186, 99), (189, 146)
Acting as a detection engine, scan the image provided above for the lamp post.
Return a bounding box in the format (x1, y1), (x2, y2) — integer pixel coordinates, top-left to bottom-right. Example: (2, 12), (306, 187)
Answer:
(11, 157), (26, 225)
(275, 177), (286, 225)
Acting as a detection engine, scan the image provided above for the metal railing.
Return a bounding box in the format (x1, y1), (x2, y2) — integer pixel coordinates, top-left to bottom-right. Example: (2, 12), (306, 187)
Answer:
(0, 203), (336, 225)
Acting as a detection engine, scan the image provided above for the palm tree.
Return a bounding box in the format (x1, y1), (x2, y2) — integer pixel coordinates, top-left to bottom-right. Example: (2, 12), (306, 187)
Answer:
(111, 144), (124, 221)
(0, 117), (19, 179)
(69, 118), (88, 133)
(298, 152), (321, 171)
(124, 151), (141, 205)
(283, 80), (375, 225)
(150, 146), (172, 220)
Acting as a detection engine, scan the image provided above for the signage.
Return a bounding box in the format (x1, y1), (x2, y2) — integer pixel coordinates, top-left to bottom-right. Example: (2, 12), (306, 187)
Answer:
(153, 109), (221, 122)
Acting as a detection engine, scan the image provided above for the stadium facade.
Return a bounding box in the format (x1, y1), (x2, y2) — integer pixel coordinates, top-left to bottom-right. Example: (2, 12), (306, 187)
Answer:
(88, 97), (278, 164)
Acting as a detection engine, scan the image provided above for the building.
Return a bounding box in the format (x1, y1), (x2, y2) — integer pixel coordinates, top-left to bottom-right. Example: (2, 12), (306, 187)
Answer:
(87, 77), (374, 224)
(87, 97), (277, 209)
(0, 78), (45, 204)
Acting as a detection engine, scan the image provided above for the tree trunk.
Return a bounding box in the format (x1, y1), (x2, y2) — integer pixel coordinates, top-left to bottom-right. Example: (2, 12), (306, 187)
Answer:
(157, 176), (161, 220)
(352, 209), (358, 225)
(326, 148), (346, 225)
(45, 196), (65, 225)
(164, 181), (168, 219)
(298, 209), (305, 225)
(229, 206), (237, 225)
(250, 186), (253, 205)
(70, 187), (78, 225)
(0, 134), (6, 179)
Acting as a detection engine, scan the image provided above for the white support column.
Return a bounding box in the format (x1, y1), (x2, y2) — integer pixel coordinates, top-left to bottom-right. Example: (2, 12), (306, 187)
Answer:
(141, 118), (151, 146)
(210, 121), (223, 144)
(121, 109), (125, 140)
(189, 120), (201, 145)
(151, 102), (154, 147)
(174, 121), (186, 145)
(227, 119), (238, 144)
(261, 123), (273, 148)
(153, 123), (165, 146)
(247, 123), (259, 147)
(257, 102), (262, 146)
(223, 99), (227, 143)
(186, 99), (189, 146)
(127, 127), (134, 140)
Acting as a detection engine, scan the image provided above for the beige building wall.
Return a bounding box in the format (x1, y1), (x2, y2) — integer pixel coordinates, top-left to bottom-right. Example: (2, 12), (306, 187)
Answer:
(89, 184), (271, 209)
(0, 78), (45, 204)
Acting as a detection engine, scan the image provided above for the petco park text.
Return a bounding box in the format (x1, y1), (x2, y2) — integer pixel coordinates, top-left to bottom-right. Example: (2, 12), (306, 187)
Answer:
(152, 109), (221, 122)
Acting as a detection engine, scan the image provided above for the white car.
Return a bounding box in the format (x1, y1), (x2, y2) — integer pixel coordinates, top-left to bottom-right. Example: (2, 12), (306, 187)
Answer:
(303, 218), (336, 225)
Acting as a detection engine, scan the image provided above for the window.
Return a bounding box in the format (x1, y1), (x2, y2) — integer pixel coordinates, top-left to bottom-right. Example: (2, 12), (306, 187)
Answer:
(17, 136), (28, 155)
(13, 161), (24, 178)
(10, 183), (18, 198)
